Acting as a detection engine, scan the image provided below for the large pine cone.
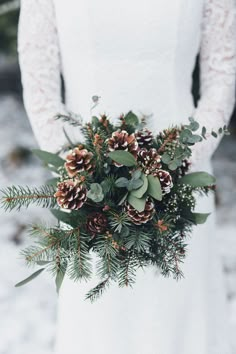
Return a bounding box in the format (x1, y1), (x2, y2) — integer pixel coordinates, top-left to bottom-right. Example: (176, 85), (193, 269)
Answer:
(137, 148), (162, 175)
(156, 170), (173, 194)
(65, 146), (94, 178)
(86, 212), (108, 235)
(124, 198), (155, 225)
(135, 128), (153, 148)
(107, 130), (139, 166)
(54, 180), (87, 210)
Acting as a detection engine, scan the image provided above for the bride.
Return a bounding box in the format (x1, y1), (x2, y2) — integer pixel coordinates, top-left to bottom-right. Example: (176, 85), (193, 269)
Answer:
(17, 1), (236, 353)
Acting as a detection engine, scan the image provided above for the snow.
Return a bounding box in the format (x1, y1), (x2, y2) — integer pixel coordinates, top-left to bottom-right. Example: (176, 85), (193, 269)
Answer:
(0, 94), (236, 353)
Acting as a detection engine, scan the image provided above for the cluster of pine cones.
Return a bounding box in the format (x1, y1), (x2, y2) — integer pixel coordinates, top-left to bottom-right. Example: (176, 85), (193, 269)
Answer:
(54, 127), (174, 226)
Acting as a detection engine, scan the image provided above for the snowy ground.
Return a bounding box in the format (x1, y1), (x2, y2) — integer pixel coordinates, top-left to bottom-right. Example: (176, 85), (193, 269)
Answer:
(0, 94), (236, 354)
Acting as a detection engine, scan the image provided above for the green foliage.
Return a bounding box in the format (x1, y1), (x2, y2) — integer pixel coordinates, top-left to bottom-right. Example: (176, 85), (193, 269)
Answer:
(130, 173), (148, 198)
(67, 230), (92, 281)
(85, 277), (110, 302)
(108, 150), (137, 167)
(115, 170), (144, 192)
(87, 183), (104, 202)
(50, 209), (86, 228)
(55, 113), (83, 127)
(182, 212), (211, 225)
(118, 253), (139, 288)
(32, 149), (65, 169)
(178, 172), (216, 187)
(127, 194), (146, 212)
(15, 268), (45, 288)
(147, 175), (162, 201)
(109, 211), (131, 233)
(0, 185), (57, 211)
(2, 110), (223, 301)
(55, 267), (66, 293)
(123, 111), (139, 127)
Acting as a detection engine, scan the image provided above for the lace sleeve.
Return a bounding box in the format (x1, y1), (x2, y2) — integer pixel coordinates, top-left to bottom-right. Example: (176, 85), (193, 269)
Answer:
(191, 0), (236, 169)
(18, 0), (69, 153)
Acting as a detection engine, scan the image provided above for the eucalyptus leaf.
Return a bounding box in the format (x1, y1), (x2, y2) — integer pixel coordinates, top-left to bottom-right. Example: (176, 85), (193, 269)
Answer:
(118, 192), (128, 205)
(184, 212), (211, 225)
(132, 170), (142, 180)
(211, 131), (218, 138)
(124, 111), (139, 126)
(178, 172), (216, 187)
(115, 177), (129, 188)
(127, 178), (144, 191)
(36, 261), (52, 266)
(32, 149), (65, 168)
(161, 153), (172, 164)
(56, 269), (66, 294)
(130, 173), (148, 198)
(202, 126), (207, 139)
(168, 161), (178, 171)
(147, 175), (162, 201)
(50, 209), (81, 227)
(108, 150), (137, 167)
(15, 268), (45, 288)
(87, 183), (104, 202)
(92, 116), (99, 126)
(127, 194), (146, 212)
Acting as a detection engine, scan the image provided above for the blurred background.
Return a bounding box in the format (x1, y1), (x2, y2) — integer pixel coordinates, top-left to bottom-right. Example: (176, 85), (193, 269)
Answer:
(0, 1), (236, 353)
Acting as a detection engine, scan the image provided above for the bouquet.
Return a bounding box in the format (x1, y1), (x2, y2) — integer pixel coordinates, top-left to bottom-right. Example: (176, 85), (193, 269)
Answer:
(0, 108), (228, 301)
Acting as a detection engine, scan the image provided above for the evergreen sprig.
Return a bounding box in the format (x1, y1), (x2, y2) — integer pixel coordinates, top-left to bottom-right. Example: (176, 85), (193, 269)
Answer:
(55, 113), (83, 127)
(0, 185), (57, 211)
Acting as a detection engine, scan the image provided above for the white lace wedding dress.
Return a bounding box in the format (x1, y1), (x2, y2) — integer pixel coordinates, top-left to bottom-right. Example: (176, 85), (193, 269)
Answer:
(18, 1), (236, 353)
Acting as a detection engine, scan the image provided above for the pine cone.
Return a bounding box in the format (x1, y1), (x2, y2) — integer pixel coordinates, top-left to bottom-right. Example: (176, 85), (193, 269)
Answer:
(65, 147), (94, 178)
(107, 130), (139, 166)
(86, 212), (108, 235)
(54, 180), (87, 210)
(156, 170), (173, 194)
(124, 198), (155, 225)
(137, 148), (162, 175)
(135, 128), (153, 148)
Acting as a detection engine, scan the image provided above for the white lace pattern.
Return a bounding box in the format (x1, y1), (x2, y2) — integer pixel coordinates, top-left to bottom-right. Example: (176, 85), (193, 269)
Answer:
(191, 0), (236, 169)
(18, 0), (68, 152)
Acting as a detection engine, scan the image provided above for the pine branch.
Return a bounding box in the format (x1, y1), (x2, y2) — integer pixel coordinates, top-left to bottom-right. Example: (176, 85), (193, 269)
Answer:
(85, 277), (110, 302)
(118, 252), (137, 288)
(0, 185), (57, 211)
(94, 235), (119, 280)
(124, 227), (151, 252)
(55, 113), (83, 127)
(67, 229), (92, 281)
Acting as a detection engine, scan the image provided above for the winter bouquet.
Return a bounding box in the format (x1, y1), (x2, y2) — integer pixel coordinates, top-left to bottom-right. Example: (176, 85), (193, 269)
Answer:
(0, 108), (228, 301)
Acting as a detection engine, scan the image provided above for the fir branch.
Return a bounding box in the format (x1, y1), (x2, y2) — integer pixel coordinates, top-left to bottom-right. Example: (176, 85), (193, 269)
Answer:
(67, 229), (92, 281)
(95, 235), (119, 280)
(55, 113), (83, 127)
(124, 227), (151, 252)
(0, 185), (57, 211)
(108, 211), (131, 233)
(118, 252), (137, 288)
(85, 277), (110, 302)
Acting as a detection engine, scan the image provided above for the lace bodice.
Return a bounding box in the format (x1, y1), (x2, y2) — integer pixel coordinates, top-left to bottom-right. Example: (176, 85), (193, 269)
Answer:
(18, 0), (236, 164)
